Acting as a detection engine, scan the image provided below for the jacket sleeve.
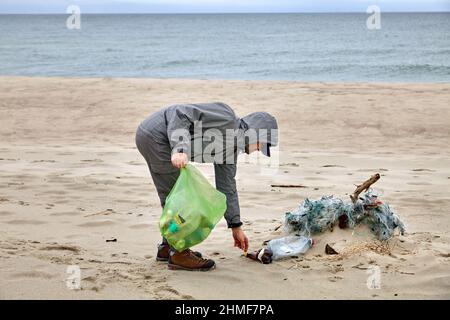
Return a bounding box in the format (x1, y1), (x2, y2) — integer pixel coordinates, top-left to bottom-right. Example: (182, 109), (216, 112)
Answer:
(165, 105), (199, 154)
(214, 162), (242, 228)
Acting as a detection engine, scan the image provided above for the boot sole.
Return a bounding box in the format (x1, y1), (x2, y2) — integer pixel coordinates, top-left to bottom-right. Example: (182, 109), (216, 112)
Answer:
(168, 263), (216, 272)
(156, 253), (202, 262)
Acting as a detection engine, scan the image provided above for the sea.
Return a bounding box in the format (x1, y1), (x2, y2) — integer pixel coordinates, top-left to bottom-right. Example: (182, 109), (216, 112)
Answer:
(0, 13), (449, 82)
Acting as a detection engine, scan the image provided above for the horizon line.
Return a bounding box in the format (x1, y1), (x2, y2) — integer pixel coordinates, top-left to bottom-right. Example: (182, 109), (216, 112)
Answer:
(1, 11), (449, 14)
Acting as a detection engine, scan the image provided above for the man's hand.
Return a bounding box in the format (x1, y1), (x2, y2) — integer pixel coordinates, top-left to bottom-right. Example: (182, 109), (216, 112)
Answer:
(171, 152), (188, 169)
(232, 226), (249, 252)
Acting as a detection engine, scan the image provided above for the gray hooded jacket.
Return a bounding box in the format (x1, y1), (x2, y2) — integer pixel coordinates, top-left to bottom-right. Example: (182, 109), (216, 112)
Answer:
(138, 102), (278, 228)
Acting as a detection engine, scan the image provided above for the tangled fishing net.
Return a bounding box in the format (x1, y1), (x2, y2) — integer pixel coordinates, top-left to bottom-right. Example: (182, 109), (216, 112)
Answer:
(284, 189), (406, 241)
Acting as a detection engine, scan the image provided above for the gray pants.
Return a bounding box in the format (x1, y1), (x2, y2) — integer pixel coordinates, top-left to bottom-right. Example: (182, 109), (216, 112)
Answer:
(135, 126), (180, 208)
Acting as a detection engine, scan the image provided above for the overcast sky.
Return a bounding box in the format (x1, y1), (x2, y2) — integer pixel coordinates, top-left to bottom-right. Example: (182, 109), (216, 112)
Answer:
(1, 0), (449, 13)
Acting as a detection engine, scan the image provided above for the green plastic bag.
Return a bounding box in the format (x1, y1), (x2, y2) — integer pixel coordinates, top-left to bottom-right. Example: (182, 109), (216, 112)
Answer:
(159, 164), (227, 252)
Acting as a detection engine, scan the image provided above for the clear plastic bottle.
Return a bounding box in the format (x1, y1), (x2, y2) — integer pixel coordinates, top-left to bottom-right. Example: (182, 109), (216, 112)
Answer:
(267, 235), (313, 260)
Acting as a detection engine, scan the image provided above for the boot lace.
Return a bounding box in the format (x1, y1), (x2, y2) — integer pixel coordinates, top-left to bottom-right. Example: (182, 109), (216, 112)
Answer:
(187, 249), (207, 262)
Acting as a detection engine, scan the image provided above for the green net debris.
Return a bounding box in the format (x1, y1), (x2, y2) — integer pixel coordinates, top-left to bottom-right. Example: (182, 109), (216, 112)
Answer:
(160, 164), (227, 252)
(284, 189), (405, 241)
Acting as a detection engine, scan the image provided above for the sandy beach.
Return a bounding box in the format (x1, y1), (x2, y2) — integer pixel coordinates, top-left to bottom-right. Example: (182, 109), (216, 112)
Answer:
(0, 76), (449, 299)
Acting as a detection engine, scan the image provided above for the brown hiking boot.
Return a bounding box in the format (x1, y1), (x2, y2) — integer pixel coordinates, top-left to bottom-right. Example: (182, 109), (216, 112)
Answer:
(156, 243), (202, 262)
(168, 249), (215, 271)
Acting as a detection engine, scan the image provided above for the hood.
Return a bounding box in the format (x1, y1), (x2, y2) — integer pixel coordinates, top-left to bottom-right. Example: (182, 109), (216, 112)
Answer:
(240, 112), (278, 156)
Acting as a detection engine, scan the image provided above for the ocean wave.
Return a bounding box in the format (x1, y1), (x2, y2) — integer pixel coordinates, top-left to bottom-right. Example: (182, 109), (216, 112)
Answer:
(382, 64), (450, 75)
(162, 59), (201, 67)
(331, 48), (397, 55)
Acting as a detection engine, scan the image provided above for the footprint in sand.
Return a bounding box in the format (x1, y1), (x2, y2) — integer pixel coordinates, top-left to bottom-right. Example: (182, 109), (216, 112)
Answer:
(155, 285), (181, 298)
(128, 223), (152, 229)
(328, 276), (343, 282)
(280, 163), (299, 167)
(304, 176), (326, 181)
(10, 271), (55, 280)
(322, 165), (345, 168)
(31, 160), (56, 163)
(97, 151), (117, 156)
(52, 199), (71, 205)
(40, 245), (80, 253)
(80, 159), (104, 163)
(407, 181), (432, 185)
(127, 161), (144, 166)
(50, 211), (81, 217)
(89, 284), (106, 292)
(81, 275), (106, 292)
(5, 219), (46, 225)
(41, 189), (66, 196)
(82, 276), (97, 283)
(78, 220), (116, 227)
(83, 209), (116, 217)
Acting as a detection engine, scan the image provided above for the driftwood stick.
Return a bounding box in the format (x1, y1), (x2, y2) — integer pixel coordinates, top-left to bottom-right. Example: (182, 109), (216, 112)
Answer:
(274, 224), (283, 231)
(271, 184), (307, 188)
(350, 173), (380, 203)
